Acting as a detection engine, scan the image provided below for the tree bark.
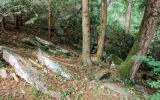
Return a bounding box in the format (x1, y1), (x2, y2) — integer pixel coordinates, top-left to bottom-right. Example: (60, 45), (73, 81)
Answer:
(0, 14), (5, 31)
(48, 0), (52, 38)
(119, 0), (160, 80)
(82, 0), (92, 66)
(16, 15), (20, 29)
(130, 0), (160, 79)
(96, 0), (107, 59)
(20, 14), (23, 26)
(125, 0), (132, 33)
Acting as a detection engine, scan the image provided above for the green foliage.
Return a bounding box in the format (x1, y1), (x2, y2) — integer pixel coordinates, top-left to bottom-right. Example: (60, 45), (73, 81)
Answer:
(150, 23), (160, 61)
(105, 25), (134, 59)
(135, 56), (160, 100)
(32, 86), (43, 99)
(0, 59), (6, 68)
(60, 89), (74, 100)
(107, 54), (123, 65)
(119, 57), (133, 79)
(145, 91), (160, 100)
(135, 56), (160, 74)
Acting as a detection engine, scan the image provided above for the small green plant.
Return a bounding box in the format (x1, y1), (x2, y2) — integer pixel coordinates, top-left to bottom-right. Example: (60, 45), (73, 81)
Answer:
(60, 89), (74, 100)
(81, 65), (88, 72)
(60, 90), (70, 100)
(0, 59), (6, 67)
(32, 86), (43, 99)
(88, 75), (94, 81)
(47, 85), (54, 91)
(46, 96), (52, 100)
(123, 79), (135, 87)
(8, 95), (13, 100)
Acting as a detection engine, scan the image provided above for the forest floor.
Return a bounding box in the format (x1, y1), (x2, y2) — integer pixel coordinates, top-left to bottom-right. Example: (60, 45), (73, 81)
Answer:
(0, 27), (152, 100)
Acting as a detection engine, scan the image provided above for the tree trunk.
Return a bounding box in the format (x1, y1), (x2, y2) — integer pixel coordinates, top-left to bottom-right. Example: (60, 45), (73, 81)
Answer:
(16, 15), (20, 29)
(125, 0), (132, 33)
(119, 0), (160, 79)
(20, 14), (23, 26)
(82, 0), (92, 66)
(96, 0), (107, 59)
(48, 0), (52, 38)
(0, 14), (5, 31)
(2, 17), (5, 30)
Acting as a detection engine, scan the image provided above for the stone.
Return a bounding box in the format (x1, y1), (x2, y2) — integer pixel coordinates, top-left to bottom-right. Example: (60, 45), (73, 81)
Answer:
(2, 48), (59, 97)
(0, 68), (7, 79)
(36, 49), (72, 79)
(95, 71), (111, 80)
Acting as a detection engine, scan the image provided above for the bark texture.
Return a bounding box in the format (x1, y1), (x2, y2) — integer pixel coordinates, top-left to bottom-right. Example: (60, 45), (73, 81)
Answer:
(125, 0), (132, 33)
(97, 0), (107, 59)
(0, 13), (5, 31)
(16, 15), (20, 29)
(48, 0), (52, 38)
(119, 0), (160, 79)
(82, 0), (92, 65)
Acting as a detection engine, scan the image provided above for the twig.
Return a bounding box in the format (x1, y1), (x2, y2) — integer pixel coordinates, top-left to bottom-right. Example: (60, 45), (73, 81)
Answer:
(28, 58), (42, 68)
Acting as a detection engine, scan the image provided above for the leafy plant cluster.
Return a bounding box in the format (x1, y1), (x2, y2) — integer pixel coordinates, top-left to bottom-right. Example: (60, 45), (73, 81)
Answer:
(135, 55), (160, 100)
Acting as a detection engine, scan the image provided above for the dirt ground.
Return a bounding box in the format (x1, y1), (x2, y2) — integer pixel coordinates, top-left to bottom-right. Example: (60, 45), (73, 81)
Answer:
(0, 27), (148, 100)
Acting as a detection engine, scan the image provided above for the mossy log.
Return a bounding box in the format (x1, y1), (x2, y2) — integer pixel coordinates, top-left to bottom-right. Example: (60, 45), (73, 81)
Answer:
(22, 36), (70, 55)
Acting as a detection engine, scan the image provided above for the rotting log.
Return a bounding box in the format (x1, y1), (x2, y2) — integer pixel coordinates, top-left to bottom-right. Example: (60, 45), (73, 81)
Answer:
(36, 49), (75, 79)
(35, 37), (70, 55)
(22, 36), (70, 55)
(22, 36), (48, 50)
(2, 48), (59, 97)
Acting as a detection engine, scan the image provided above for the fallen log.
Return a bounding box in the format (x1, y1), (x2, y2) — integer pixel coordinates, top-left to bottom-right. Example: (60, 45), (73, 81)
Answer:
(2, 48), (59, 97)
(22, 36), (70, 55)
(36, 49), (74, 79)
(22, 36), (48, 50)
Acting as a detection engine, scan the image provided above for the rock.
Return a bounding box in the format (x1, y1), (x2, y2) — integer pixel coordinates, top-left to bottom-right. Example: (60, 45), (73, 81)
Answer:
(36, 49), (72, 79)
(0, 68), (7, 79)
(2, 48), (59, 97)
(95, 71), (111, 80)
(103, 83), (133, 97)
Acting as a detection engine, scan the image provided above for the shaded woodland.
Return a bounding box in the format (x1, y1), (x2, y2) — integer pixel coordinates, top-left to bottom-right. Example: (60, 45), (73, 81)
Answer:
(0, 0), (160, 99)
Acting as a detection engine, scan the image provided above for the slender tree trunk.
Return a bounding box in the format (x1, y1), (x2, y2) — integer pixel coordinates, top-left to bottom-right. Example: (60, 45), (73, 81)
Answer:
(48, 0), (52, 38)
(119, 0), (160, 79)
(2, 17), (5, 30)
(82, 0), (92, 66)
(20, 14), (23, 26)
(97, 0), (107, 59)
(125, 0), (132, 33)
(0, 14), (5, 31)
(16, 15), (20, 29)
